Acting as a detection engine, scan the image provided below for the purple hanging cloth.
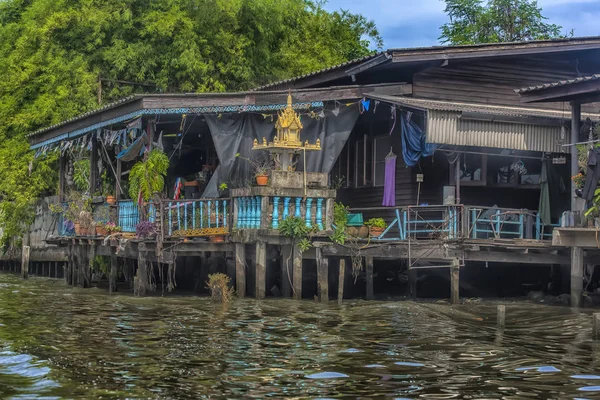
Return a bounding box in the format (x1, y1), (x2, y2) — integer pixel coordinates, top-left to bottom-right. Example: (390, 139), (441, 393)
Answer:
(383, 153), (396, 207)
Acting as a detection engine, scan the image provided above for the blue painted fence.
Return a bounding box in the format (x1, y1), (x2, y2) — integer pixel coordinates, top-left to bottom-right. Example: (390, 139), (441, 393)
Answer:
(164, 199), (230, 237)
(118, 200), (155, 233)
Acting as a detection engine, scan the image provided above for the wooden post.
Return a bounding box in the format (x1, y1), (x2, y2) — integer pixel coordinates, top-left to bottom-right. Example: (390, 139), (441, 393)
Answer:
(316, 248), (328, 303)
(235, 244), (246, 298)
(366, 256), (374, 300)
(571, 101), (581, 212)
(455, 154), (461, 205)
(109, 253), (118, 293)
(255, 242), (266, 300)
(115, 145), (122, 223)
(451, 258), (460, 305)
(497, 305), (506, 329)
(21, 246), (30, 279)
(65, 246), (73, 285)
(281, 245), (292, 298)
(594, 313), (600, 340)
(292, 243), (302, 300)
(409, 268), (417, 298)
(571, 246), (584, 308)
(90, 131), (99, 195)
(226, 252), (236, 290)
(59, 155), (67, 201)
(338, 258), (345, 305)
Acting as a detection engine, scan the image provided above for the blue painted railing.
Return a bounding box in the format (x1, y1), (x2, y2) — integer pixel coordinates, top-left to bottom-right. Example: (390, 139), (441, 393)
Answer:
(118, 201), (155, 233)
(535, 214), (560, 241)
(406, 205), (462, 240)
(234, 196), (330, 231)
(164, 198), (230, 237)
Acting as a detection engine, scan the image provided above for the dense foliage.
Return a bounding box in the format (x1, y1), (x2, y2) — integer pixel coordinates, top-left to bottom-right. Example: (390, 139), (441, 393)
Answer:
(439, 0), (566, 45)
(0, 0), (381, 246)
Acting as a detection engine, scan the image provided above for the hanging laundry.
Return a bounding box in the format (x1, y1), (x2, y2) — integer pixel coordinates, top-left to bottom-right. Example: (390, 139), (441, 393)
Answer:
(117, 132), (148, 162)
(382, 148), (397, 207)
(400, 111), (436, 167)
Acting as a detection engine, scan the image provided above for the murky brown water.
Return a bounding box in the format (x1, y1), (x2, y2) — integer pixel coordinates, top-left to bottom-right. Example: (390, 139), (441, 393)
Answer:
(0, 273), (599, 399)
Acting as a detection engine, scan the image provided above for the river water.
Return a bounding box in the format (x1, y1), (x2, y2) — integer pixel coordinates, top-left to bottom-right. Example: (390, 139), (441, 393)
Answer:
(0, 273), (599, 399)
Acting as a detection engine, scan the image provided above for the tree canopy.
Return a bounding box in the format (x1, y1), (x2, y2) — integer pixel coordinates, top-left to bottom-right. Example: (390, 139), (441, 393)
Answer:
(0, 0), (382, 246)
(439, 0), (567, 45)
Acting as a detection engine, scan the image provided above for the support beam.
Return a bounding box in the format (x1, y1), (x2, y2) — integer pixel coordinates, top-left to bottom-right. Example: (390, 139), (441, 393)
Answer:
(21, 246), (30, 280)
(255, 242), (266, 300)
(571, 246), (584, 308)
(281, 245), (292, 298)
(316, 248), (328, 303)
(58, 155), (67, 201)
(293, 244), (302, 300)
(54, 261), (58, 278)
(451, 259), (460, 305)
(109, 253), (118, 293)
(571, 101), (581, 212)
(338, 258), (345, 305)
(235, 244), (246, 298)
(455, 154), (461, 205)
(366, 256), (374, 300)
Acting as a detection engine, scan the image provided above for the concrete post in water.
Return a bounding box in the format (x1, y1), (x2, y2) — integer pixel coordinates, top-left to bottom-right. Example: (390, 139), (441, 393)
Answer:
(21, 246), (30, 280)
(571, 246), (584, 308)
(281, 245), (292, 298)
(497, 305), (506, 329)
(338, 258), (345, 305)
(451, 258), (460, 305)
(255, 242), (266, 300)
(292, 243), (302, 300)
(316, 248), (328, 303)
(109, 253), (118, 293)
(366, 256), (374, 300)
(235, 244), (246, 298)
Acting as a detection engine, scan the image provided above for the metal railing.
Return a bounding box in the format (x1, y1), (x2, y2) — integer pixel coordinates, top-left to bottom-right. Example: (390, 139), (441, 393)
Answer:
(118, 200), (155, 233)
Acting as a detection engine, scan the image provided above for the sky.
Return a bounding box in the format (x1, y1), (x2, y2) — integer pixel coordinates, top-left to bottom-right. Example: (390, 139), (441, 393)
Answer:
(324, 0), (600, 49)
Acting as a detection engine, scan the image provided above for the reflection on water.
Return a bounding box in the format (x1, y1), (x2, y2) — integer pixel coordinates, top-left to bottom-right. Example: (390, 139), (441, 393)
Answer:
(0, 273), (599, 398)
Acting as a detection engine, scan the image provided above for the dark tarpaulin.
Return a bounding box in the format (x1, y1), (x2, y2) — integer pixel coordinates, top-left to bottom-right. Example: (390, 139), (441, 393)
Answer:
(538, 160), (551, 226)
(400, 112), (436, 167)
(203, 106), (359, 197)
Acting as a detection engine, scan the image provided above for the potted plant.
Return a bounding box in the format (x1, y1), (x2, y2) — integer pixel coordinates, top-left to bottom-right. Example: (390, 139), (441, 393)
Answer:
(129, 149), (170, 202)
(365, 218), (386, 238)
(235, 153), (272, 186)
(218, 183), (229, 197)
(65, 192), (92, 236)
(96, 222), (109, 236)
(105, 222), (122, 235)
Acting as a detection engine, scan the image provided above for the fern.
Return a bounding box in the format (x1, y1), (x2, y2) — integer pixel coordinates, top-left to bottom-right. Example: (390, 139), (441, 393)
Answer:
(128, 149), (169, 201)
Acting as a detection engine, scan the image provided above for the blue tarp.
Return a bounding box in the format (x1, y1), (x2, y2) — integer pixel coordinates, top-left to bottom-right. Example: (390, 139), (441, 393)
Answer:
(116, 132), (147, 162)
(400, 112), (436, 167)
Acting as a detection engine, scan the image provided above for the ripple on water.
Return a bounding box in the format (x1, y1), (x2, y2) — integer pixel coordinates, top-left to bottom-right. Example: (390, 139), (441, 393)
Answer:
(515, 366), (561, 373)
(579, 386), (600, 391)
(394, 362), (425, 367)
(573, 375), (600, 380)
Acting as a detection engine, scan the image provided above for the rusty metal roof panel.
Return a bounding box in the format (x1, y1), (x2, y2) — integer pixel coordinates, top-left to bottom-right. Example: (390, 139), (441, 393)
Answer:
(515, 74), (600, 94)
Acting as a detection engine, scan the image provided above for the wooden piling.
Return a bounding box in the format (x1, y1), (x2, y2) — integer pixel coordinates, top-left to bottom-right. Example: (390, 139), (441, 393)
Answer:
(409, 268), (417, 298)
(316, 248), (328, 303)
(226, 252), (236, 290)
(109, 253), (118, 293)
(571, 246), (584, 308)
(497, 305), (506, 328)
(338, 258), (345, 305)
(281, 245), (292, 298)
(594, 313), (600, 340)
(255, 242), (266, 300)
(65, 246), (73, 285)
(235, 244), (246, 298)
(366, 256), (374, 300)
(20, 246), (30, 280)
(451, 258), (460, 305)
(292, 243), (302, 300)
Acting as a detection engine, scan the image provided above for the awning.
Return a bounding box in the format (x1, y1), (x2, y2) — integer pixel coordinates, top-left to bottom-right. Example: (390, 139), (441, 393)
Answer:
(366, 94), (574, 154)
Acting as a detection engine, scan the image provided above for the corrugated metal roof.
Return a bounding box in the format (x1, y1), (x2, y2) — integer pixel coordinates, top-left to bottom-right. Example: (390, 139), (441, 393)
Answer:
(253, 36), (600, 92)
(251, 52), (386, 91)
(427, 110), (566, 153)
(365, 94), (600, 120)
(515, 74), (600, 94)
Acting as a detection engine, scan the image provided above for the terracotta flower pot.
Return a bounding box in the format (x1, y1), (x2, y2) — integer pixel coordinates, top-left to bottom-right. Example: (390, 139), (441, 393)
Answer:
(369, 227), (385, 238)
(74, 223), (82, 236)
(210, 235), (225, 243)
(256, 175), (269, 186)
(96, 226), (108, 236)
(106, 195), (116, 205)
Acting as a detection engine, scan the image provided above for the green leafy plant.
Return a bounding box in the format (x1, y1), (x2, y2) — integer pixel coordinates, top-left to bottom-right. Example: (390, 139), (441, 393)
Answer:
(91, 255), (110, 276)
(280, 216), (316, 253)
(73, 159), (90, 192)
(365, 217), (386, 229)
(329, 202), (349, 245)
(128, 149), (169, 202)
(64, 191), (92, 227)
(219, 183), (228, 191)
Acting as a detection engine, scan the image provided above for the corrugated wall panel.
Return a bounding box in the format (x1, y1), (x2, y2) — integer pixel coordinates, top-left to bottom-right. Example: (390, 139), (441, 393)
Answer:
(427, 110), (565, 153)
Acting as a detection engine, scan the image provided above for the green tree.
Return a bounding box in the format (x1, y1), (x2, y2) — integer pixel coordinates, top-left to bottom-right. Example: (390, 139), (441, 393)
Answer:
(0, 0), (382, 247)
(439, 0), (566, 45)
